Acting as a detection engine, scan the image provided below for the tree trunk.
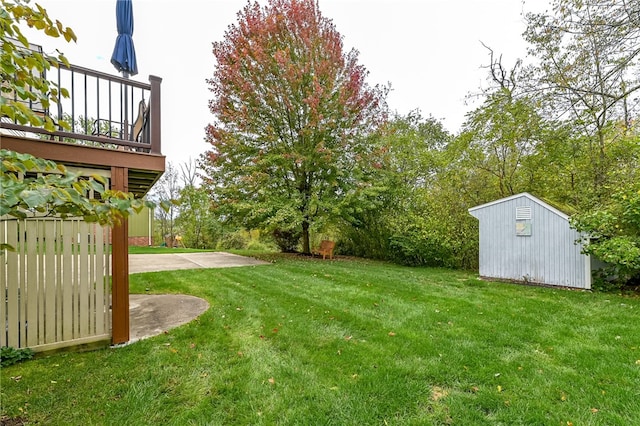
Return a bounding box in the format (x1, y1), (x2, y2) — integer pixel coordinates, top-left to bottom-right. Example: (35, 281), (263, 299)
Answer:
(301, 219), (310, 254)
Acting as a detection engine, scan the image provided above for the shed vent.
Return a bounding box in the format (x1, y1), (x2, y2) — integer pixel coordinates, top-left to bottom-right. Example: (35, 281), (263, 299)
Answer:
(516, 206), (532, 220)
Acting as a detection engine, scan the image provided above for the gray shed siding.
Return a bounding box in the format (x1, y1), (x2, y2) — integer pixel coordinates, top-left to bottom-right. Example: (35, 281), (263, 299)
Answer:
(469, 193), (590, 289)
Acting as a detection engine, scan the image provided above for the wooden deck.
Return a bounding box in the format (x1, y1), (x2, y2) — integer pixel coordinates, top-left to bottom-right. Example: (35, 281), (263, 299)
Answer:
(2, 60), (166, 346)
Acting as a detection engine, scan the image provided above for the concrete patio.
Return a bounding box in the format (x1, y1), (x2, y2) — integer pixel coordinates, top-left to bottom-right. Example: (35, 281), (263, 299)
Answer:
(126, 252), (269, 343)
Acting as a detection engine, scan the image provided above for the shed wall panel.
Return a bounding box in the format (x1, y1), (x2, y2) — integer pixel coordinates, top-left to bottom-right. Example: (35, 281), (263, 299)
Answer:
(471, 194), (589, 289)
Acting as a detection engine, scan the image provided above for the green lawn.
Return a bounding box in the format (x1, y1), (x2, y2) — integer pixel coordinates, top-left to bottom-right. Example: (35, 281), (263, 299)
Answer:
(2, 254), (640, 425)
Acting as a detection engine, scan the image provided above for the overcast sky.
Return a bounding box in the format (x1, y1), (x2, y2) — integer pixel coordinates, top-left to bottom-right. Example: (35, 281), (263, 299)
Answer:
(22, 0), (549, 166)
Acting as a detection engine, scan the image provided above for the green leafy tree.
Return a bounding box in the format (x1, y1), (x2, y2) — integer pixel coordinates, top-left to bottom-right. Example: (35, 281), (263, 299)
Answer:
(456, 90), (544, 198)
(524, 0), (640, 196)
(203, 0), (387, 254)
(338, 112), (469, 267)
(176, 184), (220, 249)
(149, 162), (181, 246)
(174, 159), (220, 249)
(571, 184), (640, 287)
(455, 49), (547, 199)
(1, 0), (76, 131)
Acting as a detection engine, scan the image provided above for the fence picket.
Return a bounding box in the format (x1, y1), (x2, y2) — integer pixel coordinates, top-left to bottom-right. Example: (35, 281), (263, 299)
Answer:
(0, 220), (6, 347)
(79, 221), (89, 337)
(62, 220), (74, 341)
(26, 220), (39, 347)
(44, 220), (56, 344)
(95, 225), (108, 335)
(6, 221), (19, 347)
(18, 221), (27, 347)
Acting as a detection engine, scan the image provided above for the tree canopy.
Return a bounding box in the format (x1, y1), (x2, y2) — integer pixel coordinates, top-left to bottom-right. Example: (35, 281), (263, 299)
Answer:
(202, 0), (387, 254)
(524, 0), (640, 197)
(0, 0), (76, 131)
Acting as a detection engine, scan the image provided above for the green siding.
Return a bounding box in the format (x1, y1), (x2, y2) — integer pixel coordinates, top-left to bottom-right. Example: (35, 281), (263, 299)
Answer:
(128, 206), (153, 237)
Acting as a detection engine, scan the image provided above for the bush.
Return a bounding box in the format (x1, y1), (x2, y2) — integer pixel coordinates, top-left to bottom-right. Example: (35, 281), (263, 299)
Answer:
(246, 240), (274, 251)
(1, 346), (34, 367)
(217, 231), (249, 250)
(571, 184), (640, 287)
(272, 229), (300, 253)
(388, 231), (455, 267)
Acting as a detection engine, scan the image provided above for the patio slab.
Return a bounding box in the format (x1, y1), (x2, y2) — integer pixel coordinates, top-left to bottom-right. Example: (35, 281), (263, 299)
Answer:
(125, 252), (268, 344)
(129, 251), (269, 273)
(129, 294), (210, 342)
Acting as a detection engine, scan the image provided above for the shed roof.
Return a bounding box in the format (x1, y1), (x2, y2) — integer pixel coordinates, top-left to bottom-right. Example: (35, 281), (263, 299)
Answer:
(468, 192), (570, 221)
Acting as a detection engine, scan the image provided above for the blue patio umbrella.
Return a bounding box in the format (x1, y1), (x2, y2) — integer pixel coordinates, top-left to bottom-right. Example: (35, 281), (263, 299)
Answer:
(111, 0), (138, 140)
(110, 0), (138, 77)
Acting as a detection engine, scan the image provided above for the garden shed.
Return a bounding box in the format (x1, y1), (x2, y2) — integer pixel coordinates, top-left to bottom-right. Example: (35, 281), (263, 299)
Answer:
(468, 193), (592, 289)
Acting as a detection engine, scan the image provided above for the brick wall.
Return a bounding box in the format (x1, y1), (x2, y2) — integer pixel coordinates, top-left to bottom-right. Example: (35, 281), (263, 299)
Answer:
(129, 236), (153, 246)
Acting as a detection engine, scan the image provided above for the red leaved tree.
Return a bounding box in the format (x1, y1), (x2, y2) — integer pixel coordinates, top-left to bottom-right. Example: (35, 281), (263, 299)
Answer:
(203, 0), (387, 254)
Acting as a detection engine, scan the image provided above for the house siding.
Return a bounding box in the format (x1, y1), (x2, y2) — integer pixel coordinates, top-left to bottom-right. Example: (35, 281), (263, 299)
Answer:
(128, 207), (153, 246)
(469, 194), (590, 289)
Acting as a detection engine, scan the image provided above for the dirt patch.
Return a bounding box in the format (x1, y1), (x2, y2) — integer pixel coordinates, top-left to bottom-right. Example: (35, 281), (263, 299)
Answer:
(1, 416), (28, 426)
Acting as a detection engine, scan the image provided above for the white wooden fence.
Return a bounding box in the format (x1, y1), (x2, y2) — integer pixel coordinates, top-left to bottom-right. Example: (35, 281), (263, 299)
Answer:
(1, 216), (111, 352)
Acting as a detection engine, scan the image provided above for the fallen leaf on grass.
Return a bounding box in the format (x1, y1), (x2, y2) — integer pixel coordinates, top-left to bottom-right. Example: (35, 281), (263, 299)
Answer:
(11, 376), (22, 382)
(591, 408), (599, 413)
(497, 385), (503, 393)
(268, 377), (275, 385)
(388, 331), (396, 337)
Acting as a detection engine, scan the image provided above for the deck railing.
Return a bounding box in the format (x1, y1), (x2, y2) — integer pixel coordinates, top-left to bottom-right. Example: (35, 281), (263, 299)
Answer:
(1, 62), (162, 155)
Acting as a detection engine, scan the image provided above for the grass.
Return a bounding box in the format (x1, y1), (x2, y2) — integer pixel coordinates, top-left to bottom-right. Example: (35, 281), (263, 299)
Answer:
(2, 254), (640, 425)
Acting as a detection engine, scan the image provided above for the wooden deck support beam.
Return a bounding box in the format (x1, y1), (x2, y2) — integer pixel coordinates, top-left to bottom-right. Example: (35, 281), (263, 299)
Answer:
(111, 166), (130, 344)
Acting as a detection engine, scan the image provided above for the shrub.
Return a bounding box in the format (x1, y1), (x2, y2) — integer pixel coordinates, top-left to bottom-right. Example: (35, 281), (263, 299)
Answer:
(272, 229), (300, 253)
(572, 184), (640, 287)
(1, 346), (34, 367)
(217, 231), (249, 250)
